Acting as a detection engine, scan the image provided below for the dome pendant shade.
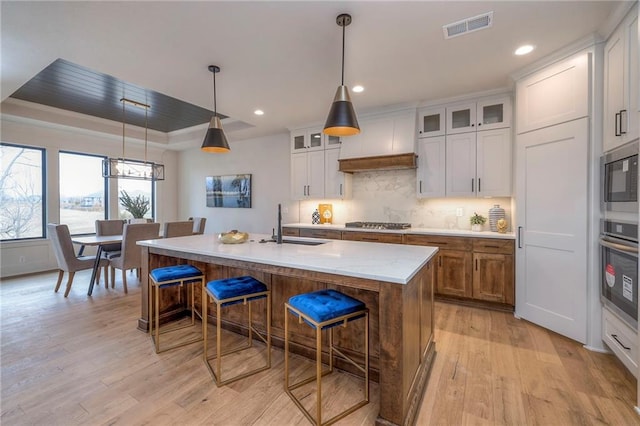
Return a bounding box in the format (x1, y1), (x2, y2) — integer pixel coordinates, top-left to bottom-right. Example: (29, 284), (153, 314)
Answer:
(201, 116), (230, 153)
(323, 85), (360, 136)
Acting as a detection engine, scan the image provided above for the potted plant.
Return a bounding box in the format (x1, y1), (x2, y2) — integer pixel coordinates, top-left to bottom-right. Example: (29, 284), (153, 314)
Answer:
(470, 212), (486, 231)
(119, 190), (149, 219)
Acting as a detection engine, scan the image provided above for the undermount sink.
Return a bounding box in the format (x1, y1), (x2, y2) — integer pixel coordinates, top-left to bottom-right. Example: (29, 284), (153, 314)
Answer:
(261, 238), (326, 246)
(282, 239), (326, 246)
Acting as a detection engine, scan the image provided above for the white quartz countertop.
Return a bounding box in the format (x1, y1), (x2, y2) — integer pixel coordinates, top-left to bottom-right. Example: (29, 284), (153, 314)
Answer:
(283, 223), (516, 240)
(138, 233), (438, 285)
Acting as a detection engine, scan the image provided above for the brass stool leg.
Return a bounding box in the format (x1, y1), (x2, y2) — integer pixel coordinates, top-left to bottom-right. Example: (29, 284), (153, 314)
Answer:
(316, 325), (322, 425)
(203, 283), (209, 364)
(216, 300), (222, 383)
(284, 304), (289, 391)
(154, 283), (160, 353)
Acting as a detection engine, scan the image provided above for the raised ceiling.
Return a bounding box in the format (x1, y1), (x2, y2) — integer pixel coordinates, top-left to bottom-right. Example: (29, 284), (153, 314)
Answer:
(0, 1), (631, 147)
(10, 59), (220, 133)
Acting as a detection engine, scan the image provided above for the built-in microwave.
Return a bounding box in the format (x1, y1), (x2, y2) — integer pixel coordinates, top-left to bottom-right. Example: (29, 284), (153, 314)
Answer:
(602, 141), (639, 213)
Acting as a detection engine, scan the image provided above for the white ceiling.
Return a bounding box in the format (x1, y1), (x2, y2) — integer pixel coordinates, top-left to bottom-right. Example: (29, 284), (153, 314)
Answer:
(0, 1), (632, 145)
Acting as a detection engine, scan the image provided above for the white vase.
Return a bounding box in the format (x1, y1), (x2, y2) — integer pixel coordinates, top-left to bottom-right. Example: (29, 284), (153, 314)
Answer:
(489, 204), (505, 232)
(471, 224), (483, 232)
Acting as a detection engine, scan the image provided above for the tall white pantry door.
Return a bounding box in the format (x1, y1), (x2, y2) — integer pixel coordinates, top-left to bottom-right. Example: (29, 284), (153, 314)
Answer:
(515, 118), (588, 343)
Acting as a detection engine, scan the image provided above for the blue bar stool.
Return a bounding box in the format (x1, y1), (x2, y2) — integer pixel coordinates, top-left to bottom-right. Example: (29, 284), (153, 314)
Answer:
(284, 289), (369, 426)
(203, 276), (271, 386)
(148, 264), (205, 353)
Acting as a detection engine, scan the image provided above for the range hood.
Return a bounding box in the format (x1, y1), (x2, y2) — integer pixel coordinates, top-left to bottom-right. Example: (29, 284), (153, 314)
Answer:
(338, 153), (417, 173)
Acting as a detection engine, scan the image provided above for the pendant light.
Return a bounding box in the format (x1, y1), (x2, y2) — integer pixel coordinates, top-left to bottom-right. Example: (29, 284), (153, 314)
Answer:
(201, 65), (230, 153)
(323, 13), (360, 137)
(102, 98), (165, 181)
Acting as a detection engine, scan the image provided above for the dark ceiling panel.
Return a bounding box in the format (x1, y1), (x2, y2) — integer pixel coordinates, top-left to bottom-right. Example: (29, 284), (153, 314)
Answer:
(9, 58), (224, 133)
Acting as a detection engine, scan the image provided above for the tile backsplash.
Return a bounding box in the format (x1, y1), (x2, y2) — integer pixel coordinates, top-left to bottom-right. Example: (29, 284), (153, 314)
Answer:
(298, 169), (513, 231)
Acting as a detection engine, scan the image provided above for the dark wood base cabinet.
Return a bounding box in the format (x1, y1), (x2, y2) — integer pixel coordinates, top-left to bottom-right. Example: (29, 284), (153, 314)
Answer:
(405, 235), (515, 310)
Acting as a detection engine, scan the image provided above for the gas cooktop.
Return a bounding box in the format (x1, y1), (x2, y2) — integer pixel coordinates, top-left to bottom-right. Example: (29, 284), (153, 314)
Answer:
(344, 221), (412, 230)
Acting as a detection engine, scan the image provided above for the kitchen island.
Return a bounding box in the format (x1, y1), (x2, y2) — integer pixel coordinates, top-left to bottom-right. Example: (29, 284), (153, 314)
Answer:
(137, 234), (438, 426)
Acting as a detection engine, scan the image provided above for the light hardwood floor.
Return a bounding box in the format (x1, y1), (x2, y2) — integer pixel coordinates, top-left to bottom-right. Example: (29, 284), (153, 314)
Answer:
(1, 270), (638, 425)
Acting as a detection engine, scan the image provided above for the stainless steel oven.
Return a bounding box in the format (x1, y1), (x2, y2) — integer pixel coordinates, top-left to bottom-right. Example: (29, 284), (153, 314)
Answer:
(600, 219), (638, 330)
(602, 141), (638, 213)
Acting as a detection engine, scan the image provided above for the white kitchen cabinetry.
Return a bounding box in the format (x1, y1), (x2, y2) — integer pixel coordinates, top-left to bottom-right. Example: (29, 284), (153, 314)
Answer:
(603, 5), (638, 152)
(290, 128), (324, 153)
(602, 308), (638, 378)
(339, 110), (416, 159)
(324, 147), (352, 199)
(446, 96), (511, 135)
(291, 150), (324, 200)
(516, 54), (589, 134)
(446, 127), (511, 198)
(417, 106), (446, 138)
(416, 136), (446, 198)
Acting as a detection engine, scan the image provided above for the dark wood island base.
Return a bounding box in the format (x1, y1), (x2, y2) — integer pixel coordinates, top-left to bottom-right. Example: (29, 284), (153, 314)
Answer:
(138, 240), (436, 426)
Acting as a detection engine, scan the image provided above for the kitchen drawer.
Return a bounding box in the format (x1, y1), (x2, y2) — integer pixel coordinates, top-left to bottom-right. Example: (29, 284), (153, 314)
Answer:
(602, 308), (638, 378)
(405, 234), (472, 251)
(473, 238), (514, 255)
(282, 227), (300, 237)
(299, 228), (342, 240)
(342, 231), (403, 244)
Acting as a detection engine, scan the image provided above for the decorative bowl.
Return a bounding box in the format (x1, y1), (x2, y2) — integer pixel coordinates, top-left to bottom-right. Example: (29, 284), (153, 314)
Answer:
(218, 230), (249, 244)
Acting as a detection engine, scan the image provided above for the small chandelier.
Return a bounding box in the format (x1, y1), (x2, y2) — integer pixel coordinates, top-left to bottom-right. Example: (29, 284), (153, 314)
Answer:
(201, 65), (230, 153)
(323, 13), (360, 137)
(102, 98), (165, 181)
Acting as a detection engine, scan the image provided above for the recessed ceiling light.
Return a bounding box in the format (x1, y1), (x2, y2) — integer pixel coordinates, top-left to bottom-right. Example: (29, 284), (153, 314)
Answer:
(254, 109), (264, 115)
(515, 45), (534, 56)
(352, 85), (364, 93)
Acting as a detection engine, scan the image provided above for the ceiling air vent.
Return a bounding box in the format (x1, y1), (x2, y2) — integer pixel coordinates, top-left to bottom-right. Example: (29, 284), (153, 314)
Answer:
(443, 11), (493, 39)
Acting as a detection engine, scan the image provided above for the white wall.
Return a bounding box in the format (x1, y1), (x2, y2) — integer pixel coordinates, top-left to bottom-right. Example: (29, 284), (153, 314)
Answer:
(0, 110), (178, 278)
(177, 133), (293, 235)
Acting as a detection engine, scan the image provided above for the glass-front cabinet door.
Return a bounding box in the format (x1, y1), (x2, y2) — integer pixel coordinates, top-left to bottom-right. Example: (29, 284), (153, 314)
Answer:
(446, 102), (476, 134)
(290, 128), (324, 153)
(476, 97), (511, 131)
(418, 106), (446, 137)
(325, 134), (342, 149)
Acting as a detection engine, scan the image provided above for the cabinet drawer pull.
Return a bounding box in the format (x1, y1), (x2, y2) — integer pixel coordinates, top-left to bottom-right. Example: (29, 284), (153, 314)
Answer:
(419, 180), (422, 193)
(615, 112), (621, 136)
(478, 178), (481, 193)
(620, 109), (627, 135)
(339, 183), (343, 196)
(483, 245), (500, 249)
(471, 179), (474, 192)
(475, 258), (478, 271)
(611, 334), (631, 351)
(362, 237), (379, 241)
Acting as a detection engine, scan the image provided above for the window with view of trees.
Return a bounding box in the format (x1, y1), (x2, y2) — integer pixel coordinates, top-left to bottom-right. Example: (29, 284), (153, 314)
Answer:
(0, 143), (45, 240)
(59, 151), (107, 235)
(118, 178), (154, 220)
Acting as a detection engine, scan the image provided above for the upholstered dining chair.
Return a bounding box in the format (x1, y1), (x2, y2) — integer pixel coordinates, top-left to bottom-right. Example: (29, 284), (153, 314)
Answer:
(95, 219), (125, 256)
(163, 221), (195, 238)
(48, 223), (109, 297)
(109, 222), (160, 293)
(188, 217), (207, 234)
(128, 218), (152, 224)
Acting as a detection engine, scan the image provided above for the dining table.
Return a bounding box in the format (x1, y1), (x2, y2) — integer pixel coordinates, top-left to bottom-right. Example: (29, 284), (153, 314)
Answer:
(71, 235), (123, 296)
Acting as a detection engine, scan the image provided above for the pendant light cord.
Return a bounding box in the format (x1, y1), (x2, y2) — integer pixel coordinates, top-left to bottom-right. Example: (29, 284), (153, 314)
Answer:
(214, 71), (217, 115)
(341, 21), (345, 86)
(121, 95), (126, 159)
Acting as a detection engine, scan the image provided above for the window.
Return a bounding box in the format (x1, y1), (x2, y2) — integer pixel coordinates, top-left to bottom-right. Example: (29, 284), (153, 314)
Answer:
(59, 151), (107, 235)
(0, 143), (46, 240)
(118, 178), (154, 221)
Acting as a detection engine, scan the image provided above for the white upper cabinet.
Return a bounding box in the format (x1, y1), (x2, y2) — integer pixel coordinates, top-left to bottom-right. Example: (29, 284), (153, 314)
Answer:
(417, 106), (446, 138)
(445, 128), (512, 198)
(516, 53), (589, 134)
(291, 150), (324, 200)
(476, 128), (512, 197)
(603, 5), (638, 152)
(290, 128), (324, 153)
(416, 136), (446, 198)
(324, 134), (343, 149)
(339, 110), (416, 159)
(324, 147), (352, 199)
(446, 96), (511, 135)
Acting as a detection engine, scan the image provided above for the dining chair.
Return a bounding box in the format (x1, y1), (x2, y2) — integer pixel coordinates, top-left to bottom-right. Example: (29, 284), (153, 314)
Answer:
(48, 223), (109, 297)
(188, 217), (207, 234)
(95, 219), (125, 254)
(109, 222), (161, 293)
(163, 221), (195, 238)
(128, 218), (152, 224)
